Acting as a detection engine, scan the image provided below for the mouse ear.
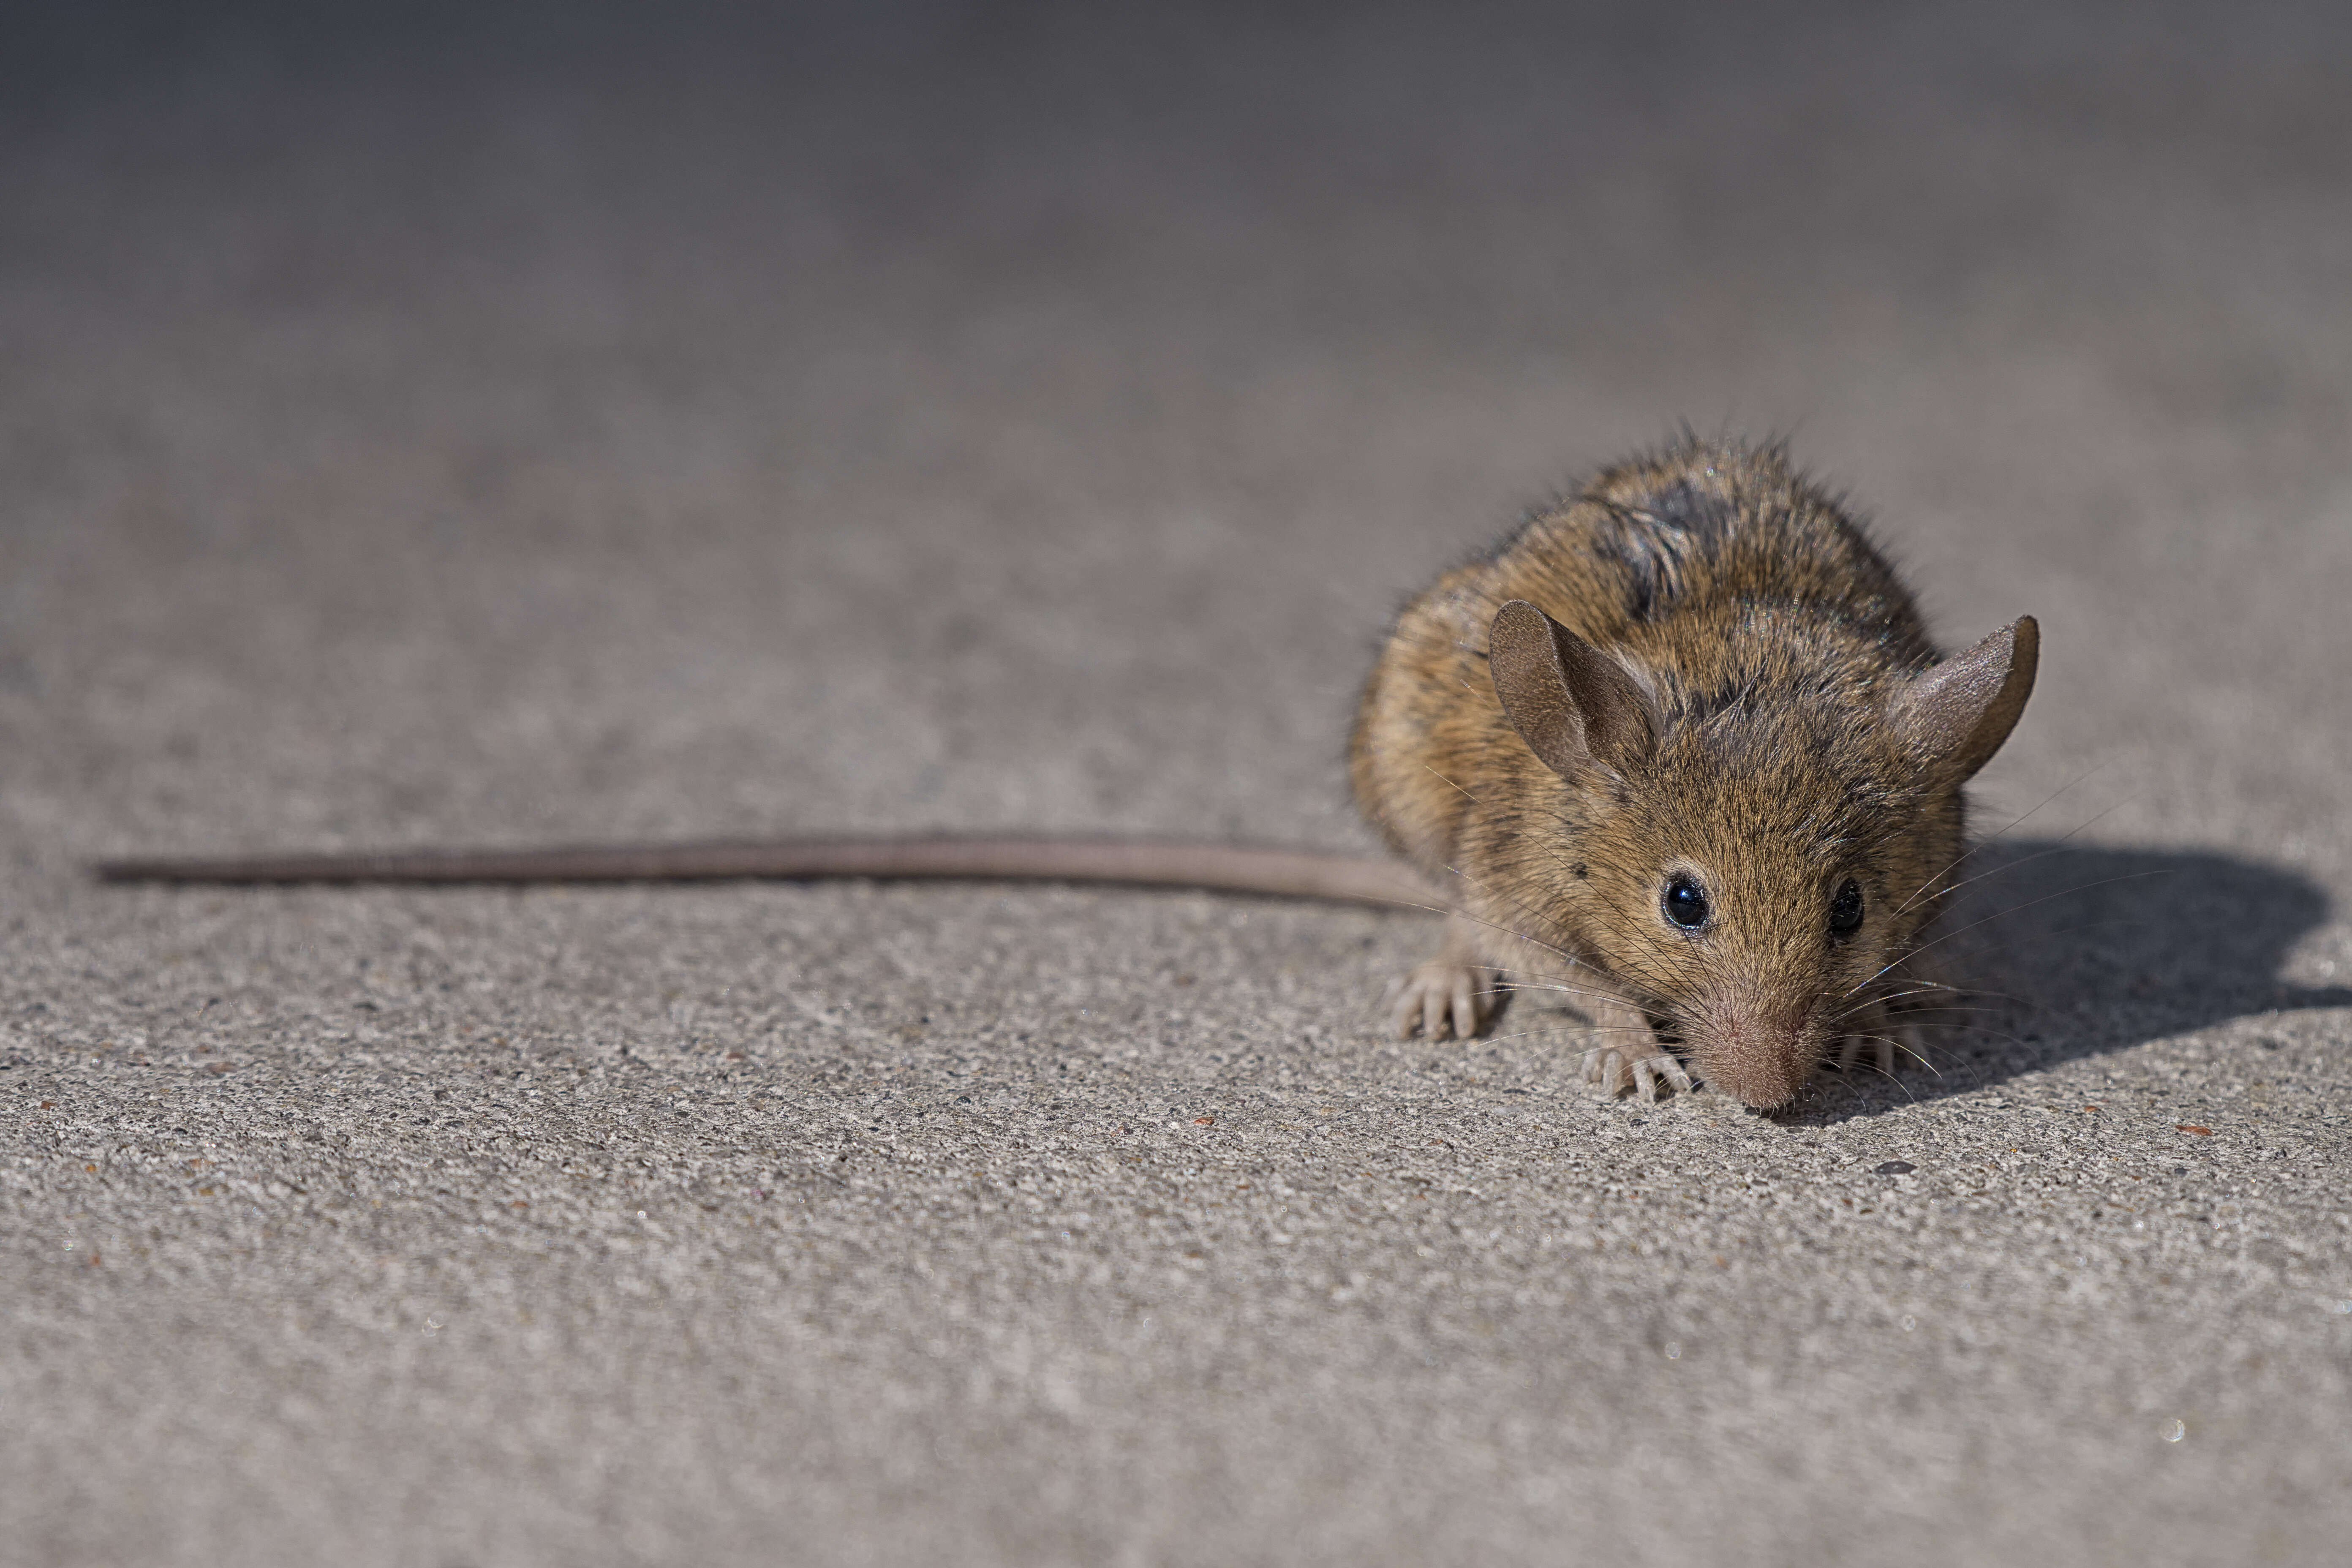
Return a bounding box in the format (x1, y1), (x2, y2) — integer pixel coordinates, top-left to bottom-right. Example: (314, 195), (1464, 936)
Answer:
(1488, 600), (1656, 778)
(1891, 616), (2039, 781)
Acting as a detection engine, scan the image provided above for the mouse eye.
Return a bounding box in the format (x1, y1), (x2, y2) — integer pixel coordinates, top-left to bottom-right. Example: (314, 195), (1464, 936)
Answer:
(1661, 873), (1710, 931)
(1829, 879), (1865, 936)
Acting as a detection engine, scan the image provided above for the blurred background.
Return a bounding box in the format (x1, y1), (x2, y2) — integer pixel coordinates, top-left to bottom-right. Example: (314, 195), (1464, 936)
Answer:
(6, 0), (2348, 875)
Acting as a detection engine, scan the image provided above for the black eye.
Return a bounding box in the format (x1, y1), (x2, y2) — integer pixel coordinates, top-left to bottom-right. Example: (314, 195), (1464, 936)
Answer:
(1661, 873), (1710, 931)
(1829, 879), (1865, 936)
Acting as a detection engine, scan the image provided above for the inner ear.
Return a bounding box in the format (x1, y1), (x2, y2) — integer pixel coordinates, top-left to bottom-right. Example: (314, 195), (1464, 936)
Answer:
(1487, 600), (1655, 777)
(1892, 616), (2039, 781)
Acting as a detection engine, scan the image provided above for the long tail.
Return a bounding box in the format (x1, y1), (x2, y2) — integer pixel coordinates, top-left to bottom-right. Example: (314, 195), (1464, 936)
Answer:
(90, 836), (1447, 909)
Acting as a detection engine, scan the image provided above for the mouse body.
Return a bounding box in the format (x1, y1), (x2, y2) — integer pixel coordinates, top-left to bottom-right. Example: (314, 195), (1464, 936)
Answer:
(1350, 440), (2036, 1108)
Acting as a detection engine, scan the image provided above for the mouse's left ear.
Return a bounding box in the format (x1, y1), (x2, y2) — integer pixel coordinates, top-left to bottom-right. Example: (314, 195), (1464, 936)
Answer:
(1891, 615), (2039, 781)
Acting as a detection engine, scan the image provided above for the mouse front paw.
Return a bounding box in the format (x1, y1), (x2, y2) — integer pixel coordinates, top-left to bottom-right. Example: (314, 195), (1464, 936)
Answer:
(1391, 960), (1500, 1041)
(1581, 1045), (1694, 1102)
(1832, 1020), (1927, 1079)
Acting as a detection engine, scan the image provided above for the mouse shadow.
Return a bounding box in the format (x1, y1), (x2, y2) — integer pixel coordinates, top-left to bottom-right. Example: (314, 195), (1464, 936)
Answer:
(1781, 838), (2352, 1122)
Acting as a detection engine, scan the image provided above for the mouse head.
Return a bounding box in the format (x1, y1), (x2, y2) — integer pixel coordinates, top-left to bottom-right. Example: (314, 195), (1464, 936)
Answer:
(1488, 600), (2037, 1108)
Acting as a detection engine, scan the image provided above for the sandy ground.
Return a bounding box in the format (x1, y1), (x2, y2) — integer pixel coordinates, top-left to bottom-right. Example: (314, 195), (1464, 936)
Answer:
(4, 3), (2349, 1563)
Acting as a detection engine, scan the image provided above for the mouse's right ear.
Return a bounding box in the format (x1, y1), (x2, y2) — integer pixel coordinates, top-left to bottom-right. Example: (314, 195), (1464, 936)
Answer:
(1890, 615), (2039, 782)
(1488, 600), (1656, 778)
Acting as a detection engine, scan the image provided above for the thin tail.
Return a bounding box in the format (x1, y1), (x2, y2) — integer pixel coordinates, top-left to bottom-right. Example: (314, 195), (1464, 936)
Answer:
(90, 836), (1446, 909)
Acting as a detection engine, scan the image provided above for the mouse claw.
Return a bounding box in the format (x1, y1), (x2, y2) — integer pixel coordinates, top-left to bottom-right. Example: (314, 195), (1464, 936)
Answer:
(1833, 1029), (1920, 1079)
(1580, 1047), (1628, 1095)
(1582, 1047), (1693, 1102)
(1451, 970), (1478, 1042)
(1631, 1055), (1661, 1101)
(1889, 1019), (1931, 1073)
(1391, 961), (1494, 1041)
(1629, 1051), (1694, 1102)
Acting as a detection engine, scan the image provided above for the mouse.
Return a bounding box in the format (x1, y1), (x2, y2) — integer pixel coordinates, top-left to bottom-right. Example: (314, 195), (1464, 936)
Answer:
(95, 438), (2034, 1111)
(1351, 439), (2035, 1108)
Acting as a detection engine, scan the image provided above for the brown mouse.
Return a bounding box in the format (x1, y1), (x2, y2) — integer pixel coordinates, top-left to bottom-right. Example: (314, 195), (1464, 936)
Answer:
(95, 439), (2032, 1111)
(1350, 439), (2036, 1108)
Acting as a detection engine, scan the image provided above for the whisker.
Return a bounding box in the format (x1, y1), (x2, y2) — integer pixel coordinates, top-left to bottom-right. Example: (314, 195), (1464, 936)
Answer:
(1489, 980), (1655, 1007)
(1827, 980), (2031, 1020)
(1468, 1023), (1661, 1050)
(1887, 977), (2044, 1013)
(1895, 792), (2140, 920)
(1471, 958), (1659, 1010)
(1433, 868), (1583, 970)
(1845, 870), (2176, 997)
(1821, 1035), (1928, 1101)
(1838, 985), (1961, 1013)
(1422, 764), (1486, 806)
(1880, 1033), (1940, 1075)
(1890, 761), (2117, 917)
(1978, 759), (2116, 844)
(1870, 1003), (2015, 1022)
(1912, 1019), (2040, 1052)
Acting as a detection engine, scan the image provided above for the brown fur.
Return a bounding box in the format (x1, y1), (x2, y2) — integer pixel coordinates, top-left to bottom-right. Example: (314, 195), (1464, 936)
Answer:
(1350, 439), (2036, 1108)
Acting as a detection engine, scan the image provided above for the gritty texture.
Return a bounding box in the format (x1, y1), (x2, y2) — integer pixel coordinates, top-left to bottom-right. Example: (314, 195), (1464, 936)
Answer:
(4, 3), (2352, 1566)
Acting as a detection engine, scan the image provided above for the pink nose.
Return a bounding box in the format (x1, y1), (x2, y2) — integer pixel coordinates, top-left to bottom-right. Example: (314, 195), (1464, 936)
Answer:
(1694, 1007), (1813, 1108)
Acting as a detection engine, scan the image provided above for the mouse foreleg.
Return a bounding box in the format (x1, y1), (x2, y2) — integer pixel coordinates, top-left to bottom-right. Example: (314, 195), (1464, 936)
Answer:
(1844, 941), (1959, 1080)
(1390, 911), (1506, 1041)
(1576, 993), (1694, 1102)
(1391, 913), (1697, 1106)
(1832, 965), (1947, 1081)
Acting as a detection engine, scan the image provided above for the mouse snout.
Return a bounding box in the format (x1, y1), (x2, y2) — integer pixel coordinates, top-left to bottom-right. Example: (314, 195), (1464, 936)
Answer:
(1687, 995), (1819, 1109)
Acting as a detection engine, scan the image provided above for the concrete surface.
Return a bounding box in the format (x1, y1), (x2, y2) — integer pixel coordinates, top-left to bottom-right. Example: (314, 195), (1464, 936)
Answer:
(5, 3), (2350, 1563)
